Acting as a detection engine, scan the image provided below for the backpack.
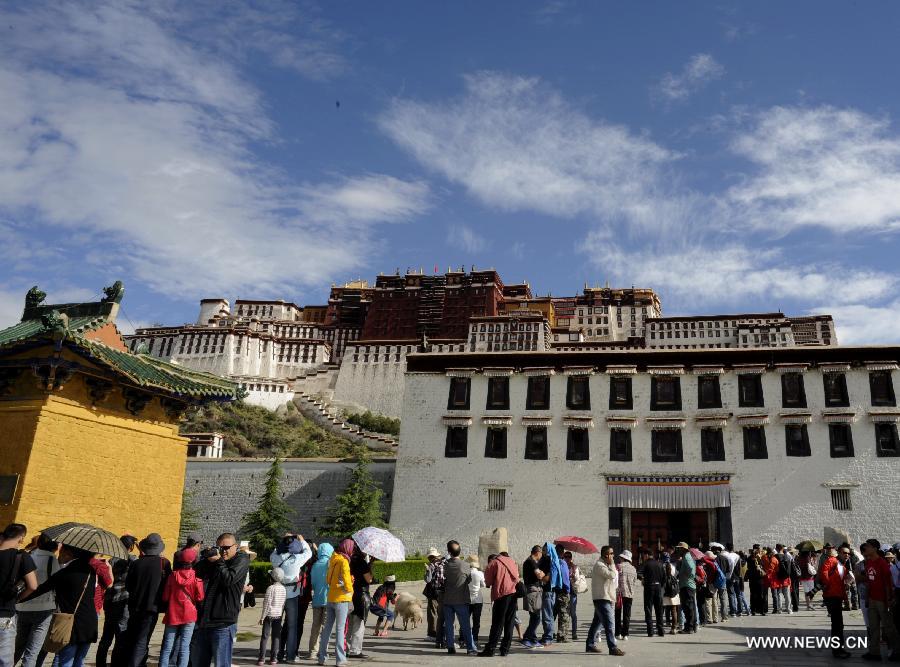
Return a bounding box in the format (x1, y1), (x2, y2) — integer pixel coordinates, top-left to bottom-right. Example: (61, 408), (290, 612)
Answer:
(712, 562), (726, 589)
(695, 561), (707, 586)
(664, 566), (679, 598)
(789, 557), (802, 579)
(776, 554), (790, 579)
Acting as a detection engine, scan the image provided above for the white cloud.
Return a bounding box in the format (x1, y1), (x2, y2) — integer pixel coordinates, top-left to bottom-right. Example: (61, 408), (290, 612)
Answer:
(0, 2), (429, 299)
(447, 225), (488, 253)
(811, 302), (900, 345)
(379, 71), (684, 231)
(655, 54), (725, 102)
(728, 106), (900, 233)
(0, 287), (22, 328)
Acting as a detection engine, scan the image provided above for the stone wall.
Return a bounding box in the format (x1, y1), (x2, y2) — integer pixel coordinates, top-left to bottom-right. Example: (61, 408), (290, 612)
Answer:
(184, 458), (396, 546)
(332, 345), (410, 418)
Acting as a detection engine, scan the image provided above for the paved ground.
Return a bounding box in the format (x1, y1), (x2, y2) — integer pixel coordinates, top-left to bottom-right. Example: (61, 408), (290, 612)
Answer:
(98, 582), (878, 666)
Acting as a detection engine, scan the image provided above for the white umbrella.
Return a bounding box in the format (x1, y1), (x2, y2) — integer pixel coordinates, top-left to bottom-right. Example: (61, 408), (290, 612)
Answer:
(709, 541), (725, 550)
(352, 527), (406, 562)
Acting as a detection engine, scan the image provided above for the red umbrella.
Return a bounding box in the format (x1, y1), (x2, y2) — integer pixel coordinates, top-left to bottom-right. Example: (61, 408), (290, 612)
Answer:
(554, 536), (598, 555)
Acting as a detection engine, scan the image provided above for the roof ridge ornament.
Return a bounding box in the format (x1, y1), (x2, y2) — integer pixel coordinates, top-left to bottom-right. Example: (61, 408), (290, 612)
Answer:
(102, 281), (125, 304)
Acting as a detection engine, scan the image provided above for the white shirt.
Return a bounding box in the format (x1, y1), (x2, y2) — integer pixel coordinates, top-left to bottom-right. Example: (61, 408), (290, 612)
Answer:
(468, 567), (485, 604)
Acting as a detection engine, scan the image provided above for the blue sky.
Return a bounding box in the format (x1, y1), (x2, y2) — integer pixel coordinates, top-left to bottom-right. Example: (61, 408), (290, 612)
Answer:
(2, 1), (900, 343)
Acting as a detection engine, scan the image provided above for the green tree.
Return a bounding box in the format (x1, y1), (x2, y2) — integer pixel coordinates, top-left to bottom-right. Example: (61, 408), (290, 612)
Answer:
(319, 448), (387, 536)
(241, 457), (293, 554)
(179, 488), (202, 543)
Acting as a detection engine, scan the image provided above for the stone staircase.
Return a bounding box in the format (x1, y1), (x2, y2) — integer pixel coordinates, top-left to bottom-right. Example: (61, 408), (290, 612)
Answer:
(292, 392), (398, 453)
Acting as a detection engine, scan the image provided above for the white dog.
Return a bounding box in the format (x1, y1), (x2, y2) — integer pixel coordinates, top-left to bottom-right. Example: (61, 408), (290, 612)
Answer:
(393, 592), (424, 630)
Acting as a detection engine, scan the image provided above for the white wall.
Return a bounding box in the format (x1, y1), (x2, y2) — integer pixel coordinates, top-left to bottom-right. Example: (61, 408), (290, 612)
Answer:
(333, 344), (410, 418)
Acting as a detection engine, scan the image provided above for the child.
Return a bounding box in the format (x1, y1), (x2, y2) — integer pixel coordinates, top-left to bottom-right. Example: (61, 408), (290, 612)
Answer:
(159, 548), (205, 667)
(370, 575), (397, 637)
(258, 567), (287, 665)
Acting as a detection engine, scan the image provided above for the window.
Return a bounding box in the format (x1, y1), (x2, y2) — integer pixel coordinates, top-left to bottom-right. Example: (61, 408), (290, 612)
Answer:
(486, 377), (510, 410)
(785, 425), (811, 457)
(566, 376), (591, 409)
(487, 488), (506, 511)
(823, 373), (849, 407)
(447, 377), (470, 409)
(875, 423), (900, 457)
(610, 377), (633, 411)
(869, 371), (896, 407)
(484, 428), (507, 458)
(828, 424), (854, 458)
(742, 427), (768, 459)
(831, 489), (852, 511)
(738, 375), (764, 407)
(700, 428), (725, 461)
(524, 427), (548, 460)
(566, 428), (589, 461)
(781, 373), (807, 408)
(609, 429), (632, 461)
(651, 377), (681, 410)
(697, 376), (722, 409)
(651, 430), (683, 462)
(445, 427), (468, 457)
(526, 376), (550, 410)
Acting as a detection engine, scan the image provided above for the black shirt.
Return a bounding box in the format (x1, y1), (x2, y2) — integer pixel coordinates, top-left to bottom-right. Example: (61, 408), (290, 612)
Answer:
(642, 558), (666, 587)
(537, 555), (552, 591)
(0, 548), (36, 617)
(522, 557), (540, 587)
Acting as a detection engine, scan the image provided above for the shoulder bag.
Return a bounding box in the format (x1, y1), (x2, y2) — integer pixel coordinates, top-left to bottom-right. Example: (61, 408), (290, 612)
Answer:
(43, 572), (91, 653)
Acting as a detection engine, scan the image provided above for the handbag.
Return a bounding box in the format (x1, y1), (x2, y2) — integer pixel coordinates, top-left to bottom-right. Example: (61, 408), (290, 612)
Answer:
(43, 572), (91, 653)
(525, 585), (543, 612)
(615, 591), (623, 609)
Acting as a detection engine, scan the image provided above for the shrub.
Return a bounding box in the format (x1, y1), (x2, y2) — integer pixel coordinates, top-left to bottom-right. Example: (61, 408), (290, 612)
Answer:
(248, 560), (273, 593)
(344, 410), (400, 437)
(371, 559), (429, 583)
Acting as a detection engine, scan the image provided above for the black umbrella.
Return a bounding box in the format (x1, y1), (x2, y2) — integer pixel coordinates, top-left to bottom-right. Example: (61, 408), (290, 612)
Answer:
(42, 522), (130, 559)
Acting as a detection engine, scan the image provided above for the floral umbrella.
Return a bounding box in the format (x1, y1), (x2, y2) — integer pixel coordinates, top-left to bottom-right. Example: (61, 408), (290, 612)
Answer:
(554, 536), (599, 555)
(352, 527), (406, 562)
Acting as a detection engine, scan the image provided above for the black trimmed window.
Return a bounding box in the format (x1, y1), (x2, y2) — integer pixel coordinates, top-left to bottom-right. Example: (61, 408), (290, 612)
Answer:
(781, 373), (807, 408)
(785, 424), (811, 457)
(447, 377), (470, 409)
(697, 376), (722, 409)
(484, 427), (507, 458)
(445, 426), (468, 458)
(869, 371), (896, 407)
(650, 377), (681, 411)
(526, 376), (550, 410)
(486, 377), (510, 410)
(700, 428), (725, 461)
(828, 424), (854, 458)
(566, 376), (591, 409)
(823, 373), (849, 407)
(609, 377), (632, 410)
(651, 429), (683, 462)
(524, 426), (548, 460)
(875, 423), (900, 457)
(610, 429), (632, 461)
(566, 428), (590, 460)
(742, 426), (768, 459)
(738, 375), (764, 407)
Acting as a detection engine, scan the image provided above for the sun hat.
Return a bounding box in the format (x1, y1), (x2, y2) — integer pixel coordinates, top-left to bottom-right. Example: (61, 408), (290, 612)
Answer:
(619, 550), (632, 563)
(427, 547), (441, 558)
(385, 574), (396, 582)
(138, 533), (165, 556)
(675, 542), (689, 550)
(465, 554), (480, 568)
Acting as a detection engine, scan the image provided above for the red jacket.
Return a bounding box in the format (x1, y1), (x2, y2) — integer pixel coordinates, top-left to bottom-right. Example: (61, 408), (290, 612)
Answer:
(162, 569), (205, 626)
(89, 558), (114, 612)
(765, 555), (790, 589)
(819, 556), (850, 599)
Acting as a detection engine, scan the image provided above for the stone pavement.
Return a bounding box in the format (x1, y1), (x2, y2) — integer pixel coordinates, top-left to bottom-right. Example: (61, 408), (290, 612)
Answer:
(98, 582), (877, 667)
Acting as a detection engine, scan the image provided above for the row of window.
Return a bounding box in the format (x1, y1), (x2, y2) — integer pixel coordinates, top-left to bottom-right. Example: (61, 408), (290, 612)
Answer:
(444, 422), (900, 460)
(449, 371), (897, 411)
(474, 322), (542, 332)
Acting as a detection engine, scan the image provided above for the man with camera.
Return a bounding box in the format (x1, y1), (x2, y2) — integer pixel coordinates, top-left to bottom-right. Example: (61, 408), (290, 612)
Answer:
(192, 533), (251, 667)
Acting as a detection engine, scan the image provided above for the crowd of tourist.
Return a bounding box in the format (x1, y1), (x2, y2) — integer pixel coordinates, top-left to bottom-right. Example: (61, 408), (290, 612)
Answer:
(1, 521), (899, 666)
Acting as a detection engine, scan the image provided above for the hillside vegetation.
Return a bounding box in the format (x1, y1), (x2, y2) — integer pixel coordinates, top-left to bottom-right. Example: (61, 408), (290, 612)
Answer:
(180, 400), (356, 458)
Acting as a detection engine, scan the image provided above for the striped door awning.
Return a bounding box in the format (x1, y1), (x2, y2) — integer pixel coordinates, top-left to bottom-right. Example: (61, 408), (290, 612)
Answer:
(606, 474), (731, 509)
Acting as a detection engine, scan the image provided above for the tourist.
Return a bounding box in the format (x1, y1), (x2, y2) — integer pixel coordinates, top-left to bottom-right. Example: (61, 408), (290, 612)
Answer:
(841, 542), (861, 612)
(746, 548), (767, 616)
(889, 546), (900, 636)
(585, 545), (623, 656)
(370, 575), (397, 637)
(770, 544), (793, 614)
(113, 532), (171, 667)
(158, 547), (204, 667)
(295, 545), (315, 659)
(14, 532), (58, 667)
(424, 547), (446, 645)
(820, 545), (854, 659)
(538, 541), (563, 647)
(24, 544), (96, 667)
(316, 539), (354, 667)
(520, 545), (543, 648)
(465, 555), (485, 646)
(733, 550), (751, 616)
(270, 534), (312, 663)
(88, 556), (113, 618)
(614, 549), (636, 640)
(853, 544), (870, 626)
(347, 543), (373, 660)
(798, 550), (817, 612)
(662, 553), (681, 634)
(441, 540), (477, 656)
(674, 542), (697, 634)
(563, 551), (584, 641)
(703, 550), (726, 624)
(694, 551), (710, 625)
(0, 524), (38, 666)
(479, 551), (519, 657)
(192, 533), (251, 667)
(553, 545), (571, 643)
(257, 567), (287, 666)
(641, 551), (666, 637)
(713, 545), (733, 620)
(306, 542), (332, 658)
(96, 535), (136, 667)
(859, 539), (900, 661)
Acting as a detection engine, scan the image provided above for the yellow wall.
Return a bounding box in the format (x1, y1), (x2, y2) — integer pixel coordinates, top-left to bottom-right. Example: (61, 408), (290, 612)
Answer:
(0, 368), (187, 557)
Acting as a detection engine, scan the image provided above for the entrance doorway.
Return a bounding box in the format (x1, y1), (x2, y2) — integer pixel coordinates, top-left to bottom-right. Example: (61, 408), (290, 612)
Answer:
(629, 510), (709, 564)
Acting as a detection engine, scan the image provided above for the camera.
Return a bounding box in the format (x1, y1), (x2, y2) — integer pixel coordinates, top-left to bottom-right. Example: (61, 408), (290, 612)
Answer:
(201, 546), (225, 559)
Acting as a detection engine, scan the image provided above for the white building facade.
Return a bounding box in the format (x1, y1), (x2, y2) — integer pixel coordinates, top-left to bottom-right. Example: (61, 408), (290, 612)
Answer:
(390, 347), (900, 560)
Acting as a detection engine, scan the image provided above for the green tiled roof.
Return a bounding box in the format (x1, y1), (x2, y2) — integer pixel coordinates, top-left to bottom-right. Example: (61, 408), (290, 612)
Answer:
(0, 315), (109, 348)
